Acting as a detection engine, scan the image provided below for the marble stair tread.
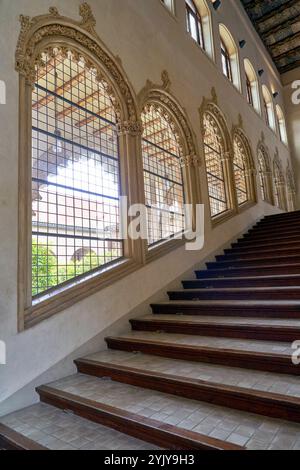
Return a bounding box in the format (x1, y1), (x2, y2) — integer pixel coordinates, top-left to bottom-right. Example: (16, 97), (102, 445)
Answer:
(152, 300), (300, 307)
(0, 403), (159, 450)
(44, 374), (300, 450)
(83, 349), (300, 398)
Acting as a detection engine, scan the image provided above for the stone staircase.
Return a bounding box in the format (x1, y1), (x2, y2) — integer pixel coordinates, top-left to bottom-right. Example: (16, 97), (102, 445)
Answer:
(2, 211), (300, 450)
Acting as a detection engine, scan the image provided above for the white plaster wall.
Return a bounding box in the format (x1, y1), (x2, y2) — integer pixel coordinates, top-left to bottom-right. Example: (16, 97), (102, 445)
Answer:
(0, 0), (290, 413)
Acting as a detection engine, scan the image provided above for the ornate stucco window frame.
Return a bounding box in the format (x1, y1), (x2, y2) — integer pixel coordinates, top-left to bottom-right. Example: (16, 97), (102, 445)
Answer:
(137, 75), (201, 263)
(199, 89), (237, 228)
(15, 4), (145, 330)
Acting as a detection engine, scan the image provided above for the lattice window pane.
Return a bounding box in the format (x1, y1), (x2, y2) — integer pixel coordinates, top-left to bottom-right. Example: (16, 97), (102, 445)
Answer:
(203, 113), (228, 217)
(233, 136), (248, 206)
(32, 49), (123, 298)
(258, 151), (267, 201)
(141, 105), (185, 246)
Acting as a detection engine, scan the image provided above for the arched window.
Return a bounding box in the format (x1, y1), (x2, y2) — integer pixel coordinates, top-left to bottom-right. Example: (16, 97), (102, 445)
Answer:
(219, 24), (241, 91)
(203, 110), (230, 218)
(141, 105), (185, 246)
(233, 131), (256, 207)
(286, 166), (296, 212)
(276, 105), (288, 145)
(257, 145), (273, 203)
(273, 158), (286, 210)
(186, 1), (213, 58)
(32, 50), (124, 297)
(16, 5), (140, 326)
(262, 85), (275, 131)
(161, 0), (174, 13)
(244, 59), (260, 114)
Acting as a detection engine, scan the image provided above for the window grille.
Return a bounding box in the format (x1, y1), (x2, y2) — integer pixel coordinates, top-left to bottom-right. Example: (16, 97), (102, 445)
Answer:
(141, 105), (185, 246)
(203, 113), (228, 217)
(233, 136), (248, 205)
(32, 49), (123, 297)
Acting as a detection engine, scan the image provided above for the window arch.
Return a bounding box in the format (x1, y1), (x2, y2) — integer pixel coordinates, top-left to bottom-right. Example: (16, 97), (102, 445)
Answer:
(257, 144), (273, 204)
(140, 88), (198, 247)
(262, 85), (276, 131)
(186, 0), (214, 58)
(233, 130), (256, 207)
(16, 5), (140, 326)
(244, 59), (260, 114)
(202, 103), (234, 219)
(219, 24), (241, 91)
(286, 165), (296, 212)
(273, 157), (286, 210)
(276, 105), (288, 145)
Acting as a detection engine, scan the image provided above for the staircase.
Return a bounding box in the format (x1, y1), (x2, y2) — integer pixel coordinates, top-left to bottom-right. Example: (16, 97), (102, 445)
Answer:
(2, 211), (300, 450)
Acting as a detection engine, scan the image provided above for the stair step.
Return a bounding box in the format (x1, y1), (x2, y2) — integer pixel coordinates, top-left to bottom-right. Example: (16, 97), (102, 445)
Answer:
(248, 225), (300, 236)
(263, 211), (300, 222)
(76, 350), (300, 422)
(232, 239), (300, 251)
(0, 403), (158, 450)
(196, 263), (300, 278)
(240, 232), (300, 244)
(37, 379), (243, 450)
(253, 219), (300, 230)
(151, 299), (300, 319)
(37, 374), (300, 450)
(106, 332), (297, 375)
(130, 314), (300, 342)
(183, 274), (300, 289)
(207, 255), (300, 269)
(169, 287), (300, 301)
(221, 247), (300, 260)
(0, 423), (47, 450)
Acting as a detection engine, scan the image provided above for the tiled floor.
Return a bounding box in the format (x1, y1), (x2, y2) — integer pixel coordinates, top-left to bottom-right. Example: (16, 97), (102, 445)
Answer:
(114, 331), (293, 355)
(0, 403), (160, 450)
(85, 349), (300, 397)
(46, 374), (300, 450)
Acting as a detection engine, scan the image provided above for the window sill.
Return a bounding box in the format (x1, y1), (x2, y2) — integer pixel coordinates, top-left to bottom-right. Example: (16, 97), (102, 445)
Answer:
(146, 237), (186, 264)
(23, 258), (142, 330)
(211, 208), (236, 228)
(237, 200), (256, 214)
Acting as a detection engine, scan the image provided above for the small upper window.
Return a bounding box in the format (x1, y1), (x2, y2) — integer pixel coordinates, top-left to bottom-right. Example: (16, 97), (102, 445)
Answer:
(276, 105), (288, 145)
(161, 0), (174, 13)
(186, 0), (205, 49)
(262, 85), (276, 131)
(219, 24), (241, 91)
(186, 1), (214, 58)
(244, 59), (260, 114)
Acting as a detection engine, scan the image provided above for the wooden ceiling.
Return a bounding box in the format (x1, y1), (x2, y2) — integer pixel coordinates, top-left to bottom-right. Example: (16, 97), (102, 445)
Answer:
(240, 0), (300, 74)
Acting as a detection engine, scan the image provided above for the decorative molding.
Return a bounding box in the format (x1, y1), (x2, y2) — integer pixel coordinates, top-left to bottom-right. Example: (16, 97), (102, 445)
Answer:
(139, 76), (199, 163)
(15, 4), (138, 123)
(200, 99), (232, 155)
(117, 120), (143, 136)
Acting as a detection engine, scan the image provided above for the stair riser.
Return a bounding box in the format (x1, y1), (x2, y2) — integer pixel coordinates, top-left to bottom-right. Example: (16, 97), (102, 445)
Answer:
(106, 338), (299, 376)
(130, 319), (300, 342)
(75, 360), (300, 424)
(248, 226), (300, 236)
(183, 278), (300, 288)
(255, 220), (300, 230)
(242, 232), (300, 243)
(207, 257), (300, 269)
(196, 266), (300, 278)
(151, 304), (300, 319)
(168, 290), (300, 301)
(261, 213), (300, 223)
(220, 248), (300, 260)
(232, 240), (300, 251)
